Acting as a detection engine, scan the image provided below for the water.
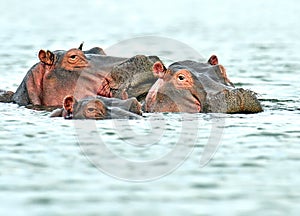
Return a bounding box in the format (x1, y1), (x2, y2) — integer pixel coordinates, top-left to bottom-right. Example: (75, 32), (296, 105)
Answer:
(1, 0), (300, 215)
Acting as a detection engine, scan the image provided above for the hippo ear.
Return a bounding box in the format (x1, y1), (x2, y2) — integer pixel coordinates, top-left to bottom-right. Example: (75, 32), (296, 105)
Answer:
(78, 42), (84, 50)
(152, 61), (166, 78)
(208, 55), (219, 65)
(38, 50), (55, 65)
(63, 95), (76, 114)
(153, 61), (165, 73)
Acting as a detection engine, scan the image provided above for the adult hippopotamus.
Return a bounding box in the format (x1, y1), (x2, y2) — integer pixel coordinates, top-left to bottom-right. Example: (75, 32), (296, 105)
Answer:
(50, 95), (142, 119)
(5, 43), (160, 108)
(145, 55), (263, 113)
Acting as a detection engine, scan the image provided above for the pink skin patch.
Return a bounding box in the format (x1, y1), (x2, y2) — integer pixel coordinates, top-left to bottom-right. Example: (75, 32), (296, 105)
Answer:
(145, 79), (164, 111)
(193, 96), (201, 112)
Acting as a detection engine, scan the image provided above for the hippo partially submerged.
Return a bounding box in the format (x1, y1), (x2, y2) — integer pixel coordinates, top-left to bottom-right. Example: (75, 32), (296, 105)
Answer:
(0, 44), (263, 115)
(50, 95), (142, 119)
(145, 55), (263, 114)
(6, 44), (160, 108)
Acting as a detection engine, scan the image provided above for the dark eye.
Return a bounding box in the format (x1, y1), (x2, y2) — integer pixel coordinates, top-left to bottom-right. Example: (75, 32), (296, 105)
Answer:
(87, 107), (95, 112)
(70, 55), (77, 60)
(178, 74), (185, 81)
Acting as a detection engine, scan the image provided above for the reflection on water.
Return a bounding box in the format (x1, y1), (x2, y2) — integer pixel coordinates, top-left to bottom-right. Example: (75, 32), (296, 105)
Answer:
(1, 0), (300, 215)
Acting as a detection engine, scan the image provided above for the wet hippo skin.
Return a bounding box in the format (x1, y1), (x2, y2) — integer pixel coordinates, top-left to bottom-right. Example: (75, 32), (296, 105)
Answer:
(50, 95), (142, 120)
(10, 44), (161, 108)
(145, 55), (263, 114)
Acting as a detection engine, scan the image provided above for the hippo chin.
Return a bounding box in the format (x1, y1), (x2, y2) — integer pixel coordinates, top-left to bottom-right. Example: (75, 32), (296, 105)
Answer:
(50, 95), (142, 120)
(10, 43), (161, 108)
(145, 55), (263, 114)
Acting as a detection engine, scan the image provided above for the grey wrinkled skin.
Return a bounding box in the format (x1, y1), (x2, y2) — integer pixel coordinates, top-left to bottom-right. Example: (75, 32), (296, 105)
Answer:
(109, 55), (161, 101)
(97, 96), (142, 115)
(204, 88), (263, 113)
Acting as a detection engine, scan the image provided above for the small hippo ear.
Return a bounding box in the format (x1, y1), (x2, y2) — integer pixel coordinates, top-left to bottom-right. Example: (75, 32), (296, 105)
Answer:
(78, 42), (84, 50)
(63, 95), (75, 113)
(152, 61), (166, 78)
(208, 55), (219, 65)
(38, 50), (55, 65)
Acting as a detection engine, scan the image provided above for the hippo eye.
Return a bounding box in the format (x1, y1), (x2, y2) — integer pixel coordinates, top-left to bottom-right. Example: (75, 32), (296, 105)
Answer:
(87, 107), (95, 112)
(70, 55), (77, 60)
(178, 74), (185, 81)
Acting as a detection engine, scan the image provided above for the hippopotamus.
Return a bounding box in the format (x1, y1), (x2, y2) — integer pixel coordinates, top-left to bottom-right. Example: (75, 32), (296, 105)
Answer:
(50, 95), (142, 119)
(4, 43), (160, 108)
(145, 55), (263, 113)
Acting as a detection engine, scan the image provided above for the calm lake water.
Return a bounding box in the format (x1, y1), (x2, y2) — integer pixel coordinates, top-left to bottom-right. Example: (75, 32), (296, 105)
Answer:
(1, 0), (300, 215)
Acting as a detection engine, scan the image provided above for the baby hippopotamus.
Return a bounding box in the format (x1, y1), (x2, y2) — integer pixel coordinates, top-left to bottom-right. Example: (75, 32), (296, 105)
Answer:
(50, 95), (142, 120)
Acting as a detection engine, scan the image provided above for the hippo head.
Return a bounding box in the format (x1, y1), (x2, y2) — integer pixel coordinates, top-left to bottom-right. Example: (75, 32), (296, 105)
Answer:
(145, 61), (207, 113)
(145, 55), (263, 114)
(50, 95), (142, 119)
(12, 43), (110, 107)
(62, 95), (107, 119)
(12, 44), (160, 108)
